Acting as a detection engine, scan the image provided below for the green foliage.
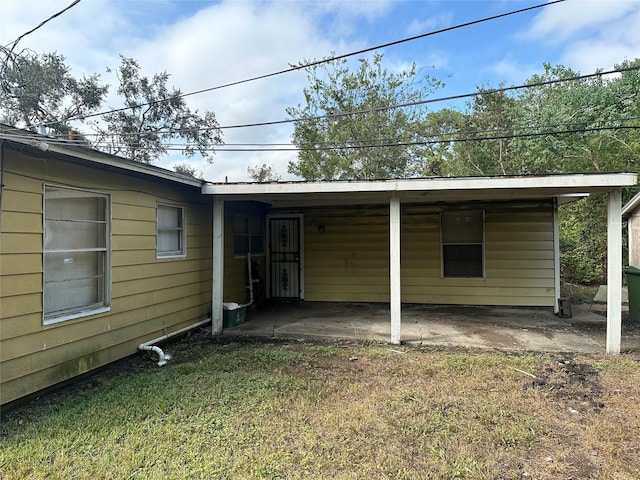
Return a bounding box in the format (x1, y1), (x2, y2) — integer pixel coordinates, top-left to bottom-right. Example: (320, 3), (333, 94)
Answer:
(0, 51), (108, 134)
(248, 163), (281, 182)
(287, 53), (443, 180)
(431, 59), (640, 284)
(96, 56), (223, 163)
(173, 162), (203, 179)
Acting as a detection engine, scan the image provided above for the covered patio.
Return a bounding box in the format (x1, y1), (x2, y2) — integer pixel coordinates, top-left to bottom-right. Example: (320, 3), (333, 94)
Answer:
(223, 302), (611, 353)
(203, 173), (637, 354)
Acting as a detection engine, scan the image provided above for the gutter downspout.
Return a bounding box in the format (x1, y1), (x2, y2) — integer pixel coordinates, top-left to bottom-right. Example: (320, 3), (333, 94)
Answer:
(138, 317), (211, 366)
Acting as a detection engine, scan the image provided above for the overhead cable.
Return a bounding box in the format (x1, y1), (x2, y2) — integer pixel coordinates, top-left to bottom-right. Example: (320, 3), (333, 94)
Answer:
(68, 63), (640, 136)
(58, 0), (568, 124)
(4, 0), (83, 50)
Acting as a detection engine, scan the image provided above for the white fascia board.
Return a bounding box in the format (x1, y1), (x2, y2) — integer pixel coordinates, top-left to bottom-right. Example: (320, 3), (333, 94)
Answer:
(622, 192), (640, 218)
(202, 173), (637, 196)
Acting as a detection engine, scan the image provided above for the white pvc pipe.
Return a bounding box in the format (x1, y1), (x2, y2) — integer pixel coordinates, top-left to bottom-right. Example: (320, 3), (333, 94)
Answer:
(138, 317), (211, 366)
(240, 252), (254, 309)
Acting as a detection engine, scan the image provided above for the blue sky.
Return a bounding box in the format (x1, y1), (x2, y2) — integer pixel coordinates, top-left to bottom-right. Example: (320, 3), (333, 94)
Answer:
(2, 0), (639, 181)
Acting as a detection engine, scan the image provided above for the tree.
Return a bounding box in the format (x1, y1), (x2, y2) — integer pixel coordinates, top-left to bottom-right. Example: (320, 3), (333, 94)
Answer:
(173, 162), (203, 179)
(248, 163), (281, 182)
(95, 56), (223, 163)
(287, 53), (443, 180)
(440, 88), (519, 176)
(0, 51), (108, 134)
(444, 60), (640, 284)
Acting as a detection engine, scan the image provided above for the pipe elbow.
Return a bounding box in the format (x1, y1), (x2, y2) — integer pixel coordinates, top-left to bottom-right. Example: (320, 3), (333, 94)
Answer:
(138, 344), (169, 367)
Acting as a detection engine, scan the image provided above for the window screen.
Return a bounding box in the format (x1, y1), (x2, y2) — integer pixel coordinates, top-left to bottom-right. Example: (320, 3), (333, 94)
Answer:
(441, 210), (484, 278)
(44, 186), (110, 321)
(157, 204), (186, 257)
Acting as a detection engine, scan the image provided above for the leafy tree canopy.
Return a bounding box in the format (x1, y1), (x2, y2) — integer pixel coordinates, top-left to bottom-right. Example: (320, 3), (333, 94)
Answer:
(248, 163), (281, 182)
(1, 52), (223, 164)
(0, 51), (108, 134)
(95, 56), (223, 163)
(287, 53), (444, 180)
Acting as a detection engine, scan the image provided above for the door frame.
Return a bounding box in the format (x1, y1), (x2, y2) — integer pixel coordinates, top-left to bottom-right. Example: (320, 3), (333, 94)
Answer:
(266, 213), (304, 300)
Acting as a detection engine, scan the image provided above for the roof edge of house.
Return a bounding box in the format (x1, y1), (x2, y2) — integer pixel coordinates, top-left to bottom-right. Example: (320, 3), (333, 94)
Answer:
(0, 125), (203, 189)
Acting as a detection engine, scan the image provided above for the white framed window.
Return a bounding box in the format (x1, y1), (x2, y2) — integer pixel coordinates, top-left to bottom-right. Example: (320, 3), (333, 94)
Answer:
(441, 209), (484, 278)
(157, 203), (186, 258)
(234, 214), (264, 257)
(44, 185), (110, 323)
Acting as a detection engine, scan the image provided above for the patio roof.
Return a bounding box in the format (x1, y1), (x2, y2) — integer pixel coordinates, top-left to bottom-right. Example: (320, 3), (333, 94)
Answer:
(201, 172), (636, 207)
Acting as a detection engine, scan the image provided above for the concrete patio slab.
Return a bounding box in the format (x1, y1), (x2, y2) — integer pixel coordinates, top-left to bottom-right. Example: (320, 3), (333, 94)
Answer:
(224, 302), (608, 353)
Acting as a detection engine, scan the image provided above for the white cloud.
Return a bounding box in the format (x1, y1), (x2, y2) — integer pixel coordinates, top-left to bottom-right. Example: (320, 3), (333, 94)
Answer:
(406, 11), (453, 36)
(526, 0), (638, 42)
(523, 0), (640, 72)
(0, 0), (352, 182)
(484, 58), (540, 85)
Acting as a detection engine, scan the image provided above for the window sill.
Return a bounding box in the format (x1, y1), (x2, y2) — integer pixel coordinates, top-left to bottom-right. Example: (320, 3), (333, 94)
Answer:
(157, 253), (187, 260)
(43, 306), (111, 327)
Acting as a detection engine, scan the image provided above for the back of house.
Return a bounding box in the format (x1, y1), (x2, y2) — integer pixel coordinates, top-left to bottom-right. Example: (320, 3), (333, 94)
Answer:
(0, 131), (213, 406)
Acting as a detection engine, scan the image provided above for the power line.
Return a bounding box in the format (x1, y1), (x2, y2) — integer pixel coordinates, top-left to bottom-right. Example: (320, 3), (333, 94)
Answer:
(5, 0), (83, 50)
(213, 66), (640, 131)
(154, 125), (640, 152)
(58, 0), (568, 125)
(70, 63), (640, 136)
(85, 116), (640, 150)
(6, 117), (637, 154)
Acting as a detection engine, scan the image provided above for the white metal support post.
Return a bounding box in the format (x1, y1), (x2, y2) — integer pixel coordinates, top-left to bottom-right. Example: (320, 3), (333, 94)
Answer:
(607, 188), (622, 354)
(553, 198), (561, 314)
(212, 196), (224, 335)
(390, 195), (401, 344)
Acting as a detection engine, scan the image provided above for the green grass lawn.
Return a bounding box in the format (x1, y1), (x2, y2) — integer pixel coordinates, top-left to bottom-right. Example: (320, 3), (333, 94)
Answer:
(1, 332), (639, 479)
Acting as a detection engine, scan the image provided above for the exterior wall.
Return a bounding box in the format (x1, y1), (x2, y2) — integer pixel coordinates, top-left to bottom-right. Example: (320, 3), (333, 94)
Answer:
(0, 149), (212, 405)
(303, 206), (390, 302)
(298, 202), (555, 306)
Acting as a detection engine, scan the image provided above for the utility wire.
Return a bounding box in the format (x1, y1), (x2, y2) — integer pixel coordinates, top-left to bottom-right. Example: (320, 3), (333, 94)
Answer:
(70, 63), (640, 136)
(196, 65), (640, 131)
(5, 0), (83, 50)
(151, 125), (640, 152)
(84, 116), (640, 150)
(58, 0), (568, 124)
(6, 118), (638, 153)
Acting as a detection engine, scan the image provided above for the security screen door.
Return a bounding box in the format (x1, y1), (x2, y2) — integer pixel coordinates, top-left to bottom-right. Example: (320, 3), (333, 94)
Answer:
(269, 217), (300, 298)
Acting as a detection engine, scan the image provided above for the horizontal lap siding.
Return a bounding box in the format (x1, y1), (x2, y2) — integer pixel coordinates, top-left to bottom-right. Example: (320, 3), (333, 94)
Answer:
(299, 203), (554, 307)
(0, 150), (212, 405)
(303, 207), (390, 302)
(401, 204), (555, 306)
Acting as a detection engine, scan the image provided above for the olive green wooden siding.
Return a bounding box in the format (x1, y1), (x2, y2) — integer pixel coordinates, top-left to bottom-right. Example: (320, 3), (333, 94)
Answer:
(300, 203), (555, 306)
(0, 150), (212, 405)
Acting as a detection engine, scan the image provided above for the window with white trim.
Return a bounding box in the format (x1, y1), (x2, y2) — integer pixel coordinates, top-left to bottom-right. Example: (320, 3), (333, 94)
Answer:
(44, 186), (110, 323)
(157, 203), (186, 258)
(441, 210), (484, 278)
(234, 214), (264, 256)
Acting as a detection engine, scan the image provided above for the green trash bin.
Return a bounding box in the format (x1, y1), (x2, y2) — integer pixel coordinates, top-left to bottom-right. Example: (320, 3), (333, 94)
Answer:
(625, 266), (640, 321)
